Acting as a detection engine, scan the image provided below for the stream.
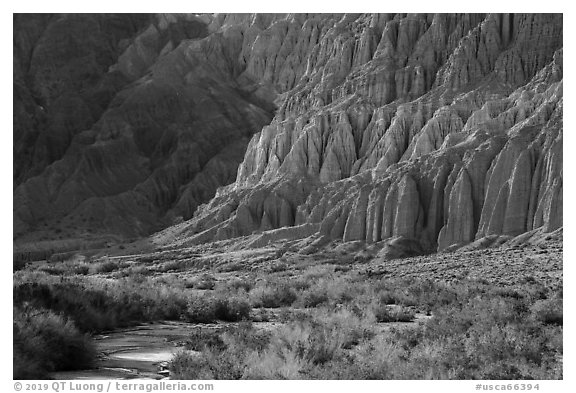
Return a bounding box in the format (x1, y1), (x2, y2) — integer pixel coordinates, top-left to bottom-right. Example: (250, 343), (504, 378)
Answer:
(51, 321), (198, 380)
(50, 311), (429, 380)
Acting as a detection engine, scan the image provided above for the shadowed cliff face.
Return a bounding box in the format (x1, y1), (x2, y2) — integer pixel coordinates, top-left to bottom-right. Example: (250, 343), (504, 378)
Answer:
(14, 13), (275, 241)
(14, 14), (562, 254)
(13, 14), (155, 185)
(161, 13), (562, 253)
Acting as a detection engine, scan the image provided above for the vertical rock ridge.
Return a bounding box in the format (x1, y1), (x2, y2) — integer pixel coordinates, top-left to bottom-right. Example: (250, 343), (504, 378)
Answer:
(15, 14), (562, 252)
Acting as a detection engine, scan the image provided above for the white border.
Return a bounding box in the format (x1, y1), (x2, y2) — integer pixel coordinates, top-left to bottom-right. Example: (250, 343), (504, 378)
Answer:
(4, 4), (572, 392)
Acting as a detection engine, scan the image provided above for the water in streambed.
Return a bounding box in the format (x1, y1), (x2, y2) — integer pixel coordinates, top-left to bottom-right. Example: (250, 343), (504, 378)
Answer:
(50, 311), (429, 380)
(51, 321), (201, 380)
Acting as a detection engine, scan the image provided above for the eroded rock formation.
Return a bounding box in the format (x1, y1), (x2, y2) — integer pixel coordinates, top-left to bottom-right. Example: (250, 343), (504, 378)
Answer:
(164, 13), (562, 254)
(14, 14), (563, 255)
(14, 14), (277, 241)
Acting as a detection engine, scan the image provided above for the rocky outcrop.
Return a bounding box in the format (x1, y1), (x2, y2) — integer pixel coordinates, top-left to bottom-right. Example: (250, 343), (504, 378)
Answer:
(164, 13), (562, 255)
(14, 14), (563, 256)
(13, 14), (154, 186)
(14, 14), (275, 241)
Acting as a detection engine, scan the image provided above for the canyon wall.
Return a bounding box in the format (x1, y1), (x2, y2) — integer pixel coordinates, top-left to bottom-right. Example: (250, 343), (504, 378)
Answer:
(166, 13), (562, 253)
(14, 14), (562, 254)
(14, 14), (277, 240)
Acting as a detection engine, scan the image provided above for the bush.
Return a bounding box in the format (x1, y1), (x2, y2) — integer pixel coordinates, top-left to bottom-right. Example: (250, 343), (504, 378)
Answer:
(13, 260), (27, 272)
(13, 306), (96, 379)
(266, 261), (289, 273)
(220, 277), (254, 293)
(250, 281), (297, 308)
(155, 259), (188, 273)
(13, 274), (189, 332)
(184, 295), (251, 323)
(378, 291), (398, 305)
(91, 260), (121, 274)
(217, 262), (244, 272)
(216, 297), (251, 322)
(299, 286), (329, 308)
(191, 274), (216, 290)
(71, 264), (90, 275)
(171, 324), (271, 379)
(185, 329), (226, 352)
(531, 298), (563, 326)
(373, 305), (415, 323)
(170, 277), (562, 380)
(183, 297), (218, 323)
(170, 350), (208, 379)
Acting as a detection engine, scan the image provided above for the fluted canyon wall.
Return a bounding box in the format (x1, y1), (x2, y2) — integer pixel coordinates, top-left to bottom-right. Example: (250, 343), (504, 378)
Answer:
(166, 13), (562, 253)
(14, 14), (562, 254)
(14, 14), (276, 240)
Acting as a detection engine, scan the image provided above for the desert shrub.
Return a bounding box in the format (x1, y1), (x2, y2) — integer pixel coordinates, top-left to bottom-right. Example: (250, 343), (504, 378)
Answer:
(91, 259), (122, 274)
(172, 308), (374, 380)
(217, 262), (244, 272)
(241, 316), (366, 379)
(287, 276), (314, 291)
(184, 294), (251, 323)
(190, 273), (216, 290)
(520, 275), (537, 284)
(184, 297), (217, 323)
(293, 275), (357, 309)
(531, 298), (563, 326)
(316, 308), (375, 349)
(222, 323), (272, 352)
(155, 259), (188, 273)
(216, 296), (252, 322)
(334, 265), (352, 273)
(172, 346), (247, 379)
(185, 329), (226, 352)
(299, 286), (330, 308)
(265, 261), (289, 273)
(40, 261), (92, 276)
(373, 305), (415, 323)
(39, 265), (67, 275)
(137, 255), (156, 263)
(378, 291), (398, 305)
(293, 322), (344, 365)
(171, 323), (271, 379)
(71, 264), (90, 275)
(250, 280), (298, 308)
(301, 265), (335, 281)
(491, 287), (524, 299)
(15, 261), (563, 380)
(395, 279), (454, 309)
(13, 306), (96, 379)
(13, 274), (189, 332)
(384, 289), (563, 379)
(251, 307), (273, 322)
(171, 275), (562, 380)
(170, 350), (208, 379)
(123, 265), (152, 277)
(13, 260), (27, 272)
(219, 277), (255, 293)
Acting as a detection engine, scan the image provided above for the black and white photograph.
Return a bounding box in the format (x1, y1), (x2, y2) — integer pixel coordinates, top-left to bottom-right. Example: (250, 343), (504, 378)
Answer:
(10, 5), (566, 388)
